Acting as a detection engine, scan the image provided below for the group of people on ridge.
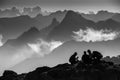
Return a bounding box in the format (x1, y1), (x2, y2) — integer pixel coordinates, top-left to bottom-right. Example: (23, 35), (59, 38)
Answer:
(69, 49), (103, 65)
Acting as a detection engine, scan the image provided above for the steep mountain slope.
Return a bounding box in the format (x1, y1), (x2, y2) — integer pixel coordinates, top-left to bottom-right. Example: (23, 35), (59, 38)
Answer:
(34, 10), (67, 30)
(0, 15), (38, 42)
(39, 18), (59, 39)
(95, 19), (120, 30)
(3, 27), (40, 47)
(48, 10), (120, 41)
(48, 10), (95, 41)
(0, 10), (67, 43)
(112, 13), (120, 22)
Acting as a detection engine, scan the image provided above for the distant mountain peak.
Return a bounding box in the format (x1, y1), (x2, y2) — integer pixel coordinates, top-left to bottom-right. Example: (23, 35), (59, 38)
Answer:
(17, 27), (40, 41)
(28, 27), (39, 32)
(48, 10), (95, 41)
(65, 10), (82, 19)
(62, 10), (86, 23)
(97, 10), (110, 14)
(51, 18), (59, 25)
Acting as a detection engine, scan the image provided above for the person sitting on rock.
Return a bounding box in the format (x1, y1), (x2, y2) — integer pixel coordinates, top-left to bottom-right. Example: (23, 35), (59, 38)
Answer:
(82, 51), (90, 64)
(69, 52), (79, 65)
(87, 49), (92, 63)
(92, 51), (103, 64)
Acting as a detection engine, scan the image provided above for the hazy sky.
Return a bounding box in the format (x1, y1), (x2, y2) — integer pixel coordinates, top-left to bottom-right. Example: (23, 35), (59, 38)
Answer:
(0, 0), (120, 13)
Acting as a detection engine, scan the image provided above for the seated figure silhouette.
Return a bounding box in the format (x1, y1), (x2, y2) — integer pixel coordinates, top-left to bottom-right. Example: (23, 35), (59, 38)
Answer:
(87, 49), (92, 64)
(87, 49), (92, 56)
(92, 51), (103, 64)
(69, 52), (79, 65)
(82, 51), (90, 64)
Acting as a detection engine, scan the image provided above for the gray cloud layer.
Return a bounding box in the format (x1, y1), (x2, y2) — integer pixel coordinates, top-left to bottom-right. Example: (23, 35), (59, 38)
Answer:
(0, 0), (119, 12)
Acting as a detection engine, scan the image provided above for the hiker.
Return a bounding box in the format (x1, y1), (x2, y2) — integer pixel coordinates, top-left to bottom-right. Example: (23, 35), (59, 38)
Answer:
(69, 52), (79, 65)
(82, 51), (90, 64)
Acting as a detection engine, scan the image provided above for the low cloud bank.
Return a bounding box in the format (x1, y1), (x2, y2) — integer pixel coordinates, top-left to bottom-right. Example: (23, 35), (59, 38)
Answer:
(27, 39), (63, 57)
(72, 28), (119, 42)
(0, 34), (3, 46)
(0, 39), (63, 72)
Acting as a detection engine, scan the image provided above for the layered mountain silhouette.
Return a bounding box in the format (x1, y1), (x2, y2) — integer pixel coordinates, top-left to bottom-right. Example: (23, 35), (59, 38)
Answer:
(39, 18), (59, 39)
(81, 10), (115, 22)
(3, 18), (59, 47)
(0, 15), (38, 42)
(95, 19), (120, 30)
(1, 10), (120, 48)
(81, 10), (120, 23)
(0, 10), (67, 43)
(48, 10), (95, 41)
(34, 10), (67, 30)
(4, 27), (40, 47)
(0, 10), (119, 43)
(48, 10), (120, 41)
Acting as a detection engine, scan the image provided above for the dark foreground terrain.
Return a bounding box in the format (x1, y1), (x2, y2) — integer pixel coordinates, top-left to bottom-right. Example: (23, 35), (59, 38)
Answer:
(1, 50), (120, 80)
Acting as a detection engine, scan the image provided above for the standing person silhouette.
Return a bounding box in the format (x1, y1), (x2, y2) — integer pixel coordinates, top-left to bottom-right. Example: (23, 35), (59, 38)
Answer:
(69, 52), (79, 65)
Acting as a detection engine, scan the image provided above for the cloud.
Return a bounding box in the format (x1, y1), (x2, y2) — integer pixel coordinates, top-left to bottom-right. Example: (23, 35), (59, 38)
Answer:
(0, 39), (63, 72)
(0, 35), (3, 46)
(28, 39), (63, 57)
(72, 28), (119, 42)
(0, 45), (34, 71)
(0, 7), (20, 18)
(0, 6), (49, 18)
(21, 6), (43, 17)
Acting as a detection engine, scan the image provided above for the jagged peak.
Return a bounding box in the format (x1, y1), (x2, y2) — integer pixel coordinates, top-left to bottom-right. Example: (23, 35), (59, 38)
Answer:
(16, 26), (40, 41)
(19, 27), (40, 37)
(61, 10), (89, 24)
(28, 27), (39, 32)
(51, 18), (59, 25)
(65, 10), (81, 17)
(63, 10), (85, 20)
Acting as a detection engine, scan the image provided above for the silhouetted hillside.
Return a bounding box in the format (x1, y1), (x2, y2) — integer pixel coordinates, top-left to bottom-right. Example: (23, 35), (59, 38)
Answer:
(1, 50), (120, 80)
